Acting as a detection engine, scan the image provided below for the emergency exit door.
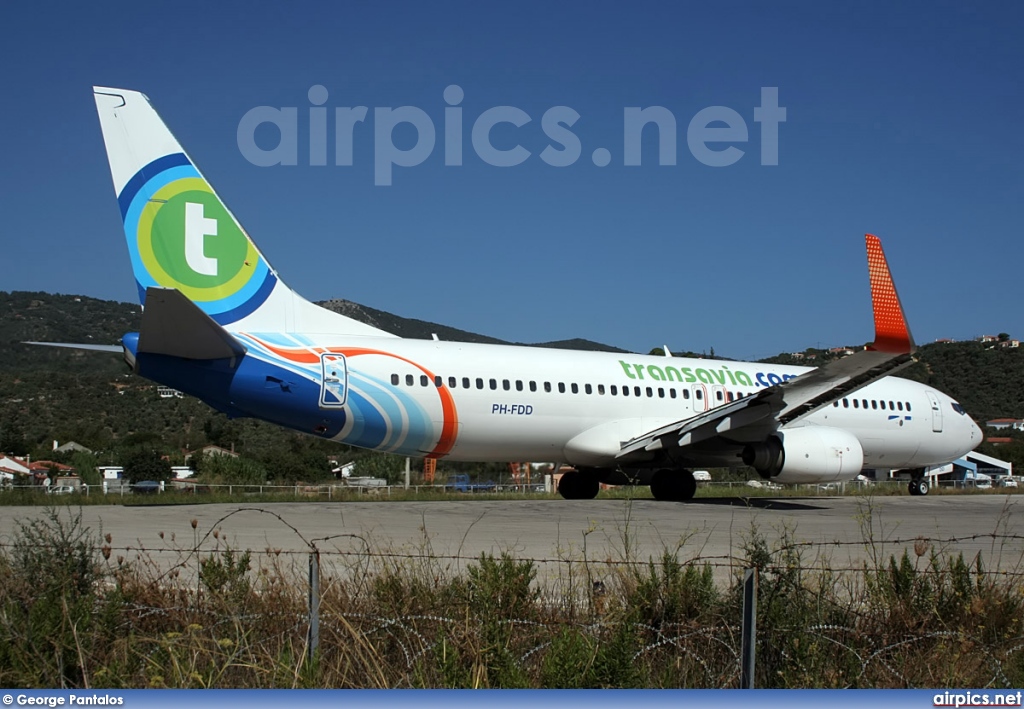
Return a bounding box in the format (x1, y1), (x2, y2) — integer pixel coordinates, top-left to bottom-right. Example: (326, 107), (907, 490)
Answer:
(319, 353), (348, 408)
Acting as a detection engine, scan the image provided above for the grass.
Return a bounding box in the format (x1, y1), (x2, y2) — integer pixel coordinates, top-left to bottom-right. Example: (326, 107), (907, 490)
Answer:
(2, 504), (1024, 688)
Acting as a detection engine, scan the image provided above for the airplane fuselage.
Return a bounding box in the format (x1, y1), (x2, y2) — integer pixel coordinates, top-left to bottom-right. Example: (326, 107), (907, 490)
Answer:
(125, 332), (981, 482)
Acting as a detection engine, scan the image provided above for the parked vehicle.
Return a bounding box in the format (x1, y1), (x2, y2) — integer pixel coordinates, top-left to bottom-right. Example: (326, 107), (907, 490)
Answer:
(132, 480), (162, 494)
(342, 476), (387, 488)
(692, 470), (712, 481)
(445, 474), (496, 493)
(1000, 476), (1018, 488)
(47, 485), (76, 495)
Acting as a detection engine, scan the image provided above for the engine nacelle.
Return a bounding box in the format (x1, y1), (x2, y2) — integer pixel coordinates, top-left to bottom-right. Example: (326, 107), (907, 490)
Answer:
(743, 426), (864, 484)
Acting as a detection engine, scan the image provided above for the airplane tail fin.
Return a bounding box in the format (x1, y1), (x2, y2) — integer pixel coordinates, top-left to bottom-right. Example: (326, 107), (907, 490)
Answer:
(93, 87), (393, 338)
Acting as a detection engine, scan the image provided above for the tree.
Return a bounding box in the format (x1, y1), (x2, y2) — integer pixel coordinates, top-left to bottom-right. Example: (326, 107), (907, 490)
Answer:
(120, 448), (172, 483)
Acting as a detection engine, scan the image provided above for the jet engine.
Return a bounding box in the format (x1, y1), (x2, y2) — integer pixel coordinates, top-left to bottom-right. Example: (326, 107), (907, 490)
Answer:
(742, 426), (864, 484)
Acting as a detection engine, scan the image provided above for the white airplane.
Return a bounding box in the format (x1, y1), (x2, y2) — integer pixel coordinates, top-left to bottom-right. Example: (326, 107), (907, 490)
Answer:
(73, 87), (981, 499)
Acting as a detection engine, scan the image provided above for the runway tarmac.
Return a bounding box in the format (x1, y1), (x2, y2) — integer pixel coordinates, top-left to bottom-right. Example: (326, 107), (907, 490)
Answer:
(3, 495), (1022, 584)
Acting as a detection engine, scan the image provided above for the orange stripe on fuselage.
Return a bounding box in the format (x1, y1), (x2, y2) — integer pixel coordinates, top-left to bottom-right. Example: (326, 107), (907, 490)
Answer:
(245, 338), (458, 457)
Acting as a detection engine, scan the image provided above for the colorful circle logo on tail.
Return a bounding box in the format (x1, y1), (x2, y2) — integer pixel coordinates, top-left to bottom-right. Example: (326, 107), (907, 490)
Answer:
(119, 154), (276, 323)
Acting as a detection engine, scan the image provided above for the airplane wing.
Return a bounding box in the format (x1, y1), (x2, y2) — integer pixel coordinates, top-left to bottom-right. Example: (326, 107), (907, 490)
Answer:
(617, 234), (916, 463)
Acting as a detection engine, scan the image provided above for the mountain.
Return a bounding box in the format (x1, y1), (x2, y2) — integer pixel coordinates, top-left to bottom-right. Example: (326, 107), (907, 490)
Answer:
(318, 299), (507, 344)
(318, 300), (628, 352)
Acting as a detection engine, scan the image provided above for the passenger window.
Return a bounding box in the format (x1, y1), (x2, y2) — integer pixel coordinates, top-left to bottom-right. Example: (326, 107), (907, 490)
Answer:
(476, 378), (484, 389)
(843, 398), (849, 408)
(502, 379), (510, 391)
(622, 386), (629, 397)
(833, 401), (839, 407)
(598, 384), (605, 395)
(611, 385), (618, 395)
(716, 390), (723, 401)
(635, 386), (642, 397)
(862, 399), (868, 409)
(683, 389), (690, 399)
(906, 402), (912, 412)
(670, 389), (676, 399)
(406, 374), (415, 386)
(489, 379), (497, 390)
(421, 375), (429, 387)
(889, 401), (895, 410)
(448, 376), (457, 388)
(529, 381), (537, 392)
(516, 380), (523, 391)
(853, 399), (859, 408)
(571, 383), (579, 394)
(658, 388), (665, 398)
(897, 401), (903, 411)
(879, 400), (886, 410)
(585, 384), (592, 394)
(391, 374), (399, 386)
(558, 383), (566, 394)
(646, 387), (653, 397)
(544, 382), (552, 393)
(696, 390), (703, 400)
(462, 377), (470, 389)
(871, 400), (877, 410)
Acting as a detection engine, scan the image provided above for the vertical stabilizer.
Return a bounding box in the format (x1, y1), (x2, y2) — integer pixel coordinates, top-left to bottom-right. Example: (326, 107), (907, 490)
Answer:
(93, 87), (394, 338)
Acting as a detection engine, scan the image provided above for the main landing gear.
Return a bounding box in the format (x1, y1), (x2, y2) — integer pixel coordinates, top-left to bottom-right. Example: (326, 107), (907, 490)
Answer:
(557, 469), (600, 500)
(649, 469), (697, 502)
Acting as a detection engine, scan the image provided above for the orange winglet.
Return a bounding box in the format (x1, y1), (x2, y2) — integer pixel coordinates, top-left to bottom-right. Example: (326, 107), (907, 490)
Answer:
(865, 234), (915, 354)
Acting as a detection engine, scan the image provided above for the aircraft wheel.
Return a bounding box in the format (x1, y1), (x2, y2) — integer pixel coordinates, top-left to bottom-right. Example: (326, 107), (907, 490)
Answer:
(908, 479), (929, 496)
(558, 470), (599, 500)
(650, 469), (697, 502)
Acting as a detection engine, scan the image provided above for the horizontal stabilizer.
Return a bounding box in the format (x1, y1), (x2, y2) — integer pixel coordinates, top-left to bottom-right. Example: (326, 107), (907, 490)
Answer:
(24, 342), (123, 353)
(138, 287), (246, 360)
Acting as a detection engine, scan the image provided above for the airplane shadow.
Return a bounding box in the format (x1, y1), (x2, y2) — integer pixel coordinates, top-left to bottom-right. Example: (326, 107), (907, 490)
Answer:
(683, 497), (830, 511)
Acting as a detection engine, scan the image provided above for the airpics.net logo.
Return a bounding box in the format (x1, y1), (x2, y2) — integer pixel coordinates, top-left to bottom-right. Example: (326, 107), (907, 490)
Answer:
(236, 85), (786, 186)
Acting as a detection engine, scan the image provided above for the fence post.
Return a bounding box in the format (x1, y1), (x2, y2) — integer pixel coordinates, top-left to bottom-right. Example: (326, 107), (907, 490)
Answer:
(308, 548), (320, 657)
(741, 566), (757, 689)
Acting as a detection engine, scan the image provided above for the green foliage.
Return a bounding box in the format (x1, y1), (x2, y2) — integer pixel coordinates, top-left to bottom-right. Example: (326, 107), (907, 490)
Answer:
(350, 452), (407, 484)
(195, 452), (267, 485)
(461, 552), (539, 687)
(625, 551), (720, 626)
(465, 551), (538, 620)
(120, 448), (172, 483)
(200, 547), (252, 603)
(0, 507), (106, 687)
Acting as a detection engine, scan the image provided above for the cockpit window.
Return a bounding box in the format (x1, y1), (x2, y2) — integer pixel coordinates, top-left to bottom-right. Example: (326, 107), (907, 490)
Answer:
(951, 402), (967, 415)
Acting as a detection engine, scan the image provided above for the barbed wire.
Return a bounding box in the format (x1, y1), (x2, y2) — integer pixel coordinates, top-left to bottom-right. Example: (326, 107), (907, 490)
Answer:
(99, 599), (1024, 689)
(3, 535), (1024, 576)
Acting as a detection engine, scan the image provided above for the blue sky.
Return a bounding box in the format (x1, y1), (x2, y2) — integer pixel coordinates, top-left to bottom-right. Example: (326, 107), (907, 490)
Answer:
(1, 1), (1021, 359)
